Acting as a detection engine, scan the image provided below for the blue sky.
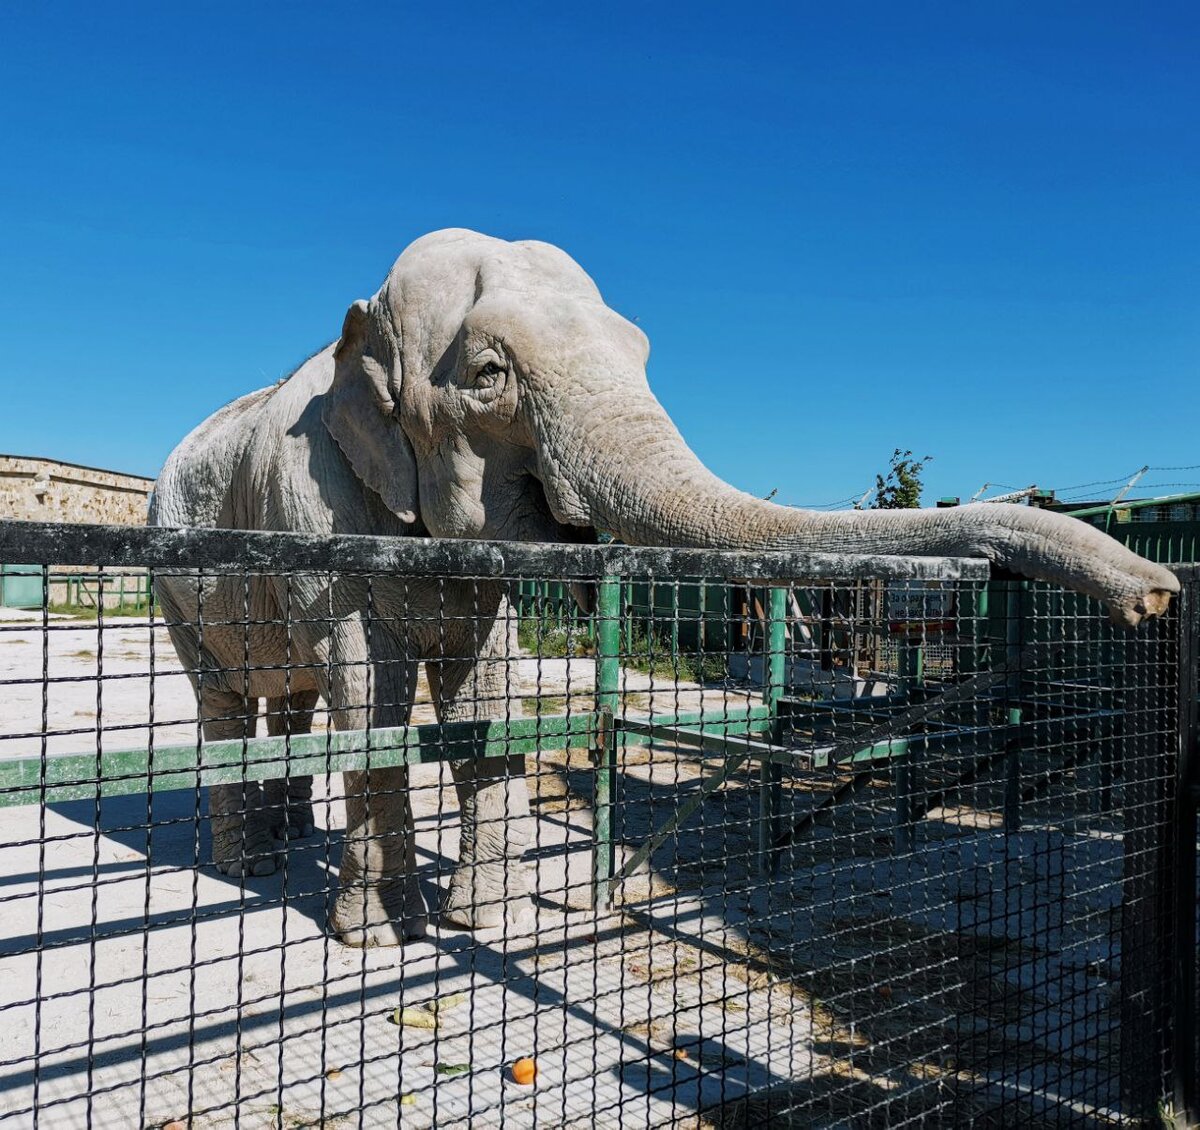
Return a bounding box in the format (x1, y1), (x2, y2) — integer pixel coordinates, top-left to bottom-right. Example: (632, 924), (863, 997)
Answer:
(1, 3), (1196, 507)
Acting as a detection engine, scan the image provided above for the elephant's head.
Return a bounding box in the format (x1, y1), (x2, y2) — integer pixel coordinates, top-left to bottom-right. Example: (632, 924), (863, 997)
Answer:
(324, 228), (1178, 626)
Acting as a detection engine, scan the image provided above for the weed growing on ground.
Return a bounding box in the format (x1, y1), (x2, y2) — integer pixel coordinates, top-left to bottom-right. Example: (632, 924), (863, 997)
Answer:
(44, 600), (158, 620)
(516, 612), (726, 683)
(516, 613), (595, 657)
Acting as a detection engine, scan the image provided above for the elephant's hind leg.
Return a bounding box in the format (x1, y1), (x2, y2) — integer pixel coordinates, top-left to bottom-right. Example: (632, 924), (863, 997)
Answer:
(204, 688), (279, 878)
(263, 691), (318, 839)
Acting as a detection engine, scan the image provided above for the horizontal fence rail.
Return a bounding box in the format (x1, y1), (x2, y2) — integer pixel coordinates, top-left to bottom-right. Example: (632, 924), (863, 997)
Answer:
(0, 520), (1191, 1128)
(0, 520), (989, 580)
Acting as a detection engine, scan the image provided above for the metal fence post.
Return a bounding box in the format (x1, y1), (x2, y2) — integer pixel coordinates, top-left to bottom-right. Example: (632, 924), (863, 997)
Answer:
(1121, 607), (1176, 1118)
(1003, 583), (1024, 831)
(1171, 578), (1198, 1124)
(592, 575), (621, 911)
(757, 585), (787, 874)
(894, 633), (925, 852)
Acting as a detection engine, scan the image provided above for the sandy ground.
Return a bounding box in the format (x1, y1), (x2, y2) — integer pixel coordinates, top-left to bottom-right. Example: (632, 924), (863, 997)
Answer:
(0, 613), (1143, 1128)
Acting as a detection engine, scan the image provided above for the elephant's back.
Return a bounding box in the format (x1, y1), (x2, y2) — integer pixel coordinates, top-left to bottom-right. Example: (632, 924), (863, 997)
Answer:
(149, 384), (280, 530)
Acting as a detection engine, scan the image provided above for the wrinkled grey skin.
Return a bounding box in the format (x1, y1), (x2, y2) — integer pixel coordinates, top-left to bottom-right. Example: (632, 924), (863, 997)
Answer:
(151, 228), (1178, 947)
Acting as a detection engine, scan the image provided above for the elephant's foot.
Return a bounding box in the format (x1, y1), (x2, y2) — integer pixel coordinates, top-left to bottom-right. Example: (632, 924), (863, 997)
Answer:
(441, 860), (531, 930)
(270, 799), (315, 841)
(264, 777), (315, 840)
(330, 877), (428, 948)
(211, 810), (279, 878)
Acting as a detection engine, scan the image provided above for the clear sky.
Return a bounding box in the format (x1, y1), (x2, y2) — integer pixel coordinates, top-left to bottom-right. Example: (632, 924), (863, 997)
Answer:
(1, 3), (1196, 507)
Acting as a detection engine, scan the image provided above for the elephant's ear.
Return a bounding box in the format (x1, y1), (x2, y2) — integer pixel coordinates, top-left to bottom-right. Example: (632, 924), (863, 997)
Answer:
(322, 299), (419, 524)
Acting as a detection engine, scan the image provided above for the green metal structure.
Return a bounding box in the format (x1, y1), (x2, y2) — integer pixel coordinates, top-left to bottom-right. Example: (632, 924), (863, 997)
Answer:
(1055, 490), (1200, 564)
(0, 563), (41, 609)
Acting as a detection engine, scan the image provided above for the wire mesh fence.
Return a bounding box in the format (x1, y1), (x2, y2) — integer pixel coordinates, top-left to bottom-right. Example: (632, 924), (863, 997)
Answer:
(0, 521), (1193, 1128)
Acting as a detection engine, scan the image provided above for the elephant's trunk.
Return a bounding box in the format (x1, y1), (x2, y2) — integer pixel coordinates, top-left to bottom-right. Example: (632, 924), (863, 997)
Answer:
(535, 384), (1178, 627)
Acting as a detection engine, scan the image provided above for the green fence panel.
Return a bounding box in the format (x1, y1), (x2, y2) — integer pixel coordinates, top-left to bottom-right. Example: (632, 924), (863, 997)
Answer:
(0, 563), (43, 609)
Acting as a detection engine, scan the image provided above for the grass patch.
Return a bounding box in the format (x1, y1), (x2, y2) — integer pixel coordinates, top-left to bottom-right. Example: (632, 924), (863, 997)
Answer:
(522, 695), (569, 717)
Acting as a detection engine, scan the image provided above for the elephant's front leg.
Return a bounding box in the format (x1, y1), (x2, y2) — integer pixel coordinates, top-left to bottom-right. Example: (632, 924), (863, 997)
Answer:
(429, 617), (532, 929)
(326, 634), (428, 947)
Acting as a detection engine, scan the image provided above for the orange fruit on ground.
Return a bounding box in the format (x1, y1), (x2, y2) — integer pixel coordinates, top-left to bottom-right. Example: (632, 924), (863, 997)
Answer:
(511, 1057), (537, 1085)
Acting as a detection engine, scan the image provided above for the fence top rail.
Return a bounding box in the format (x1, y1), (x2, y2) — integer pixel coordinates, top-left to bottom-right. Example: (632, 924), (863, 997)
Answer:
(0, 520), (990, 583)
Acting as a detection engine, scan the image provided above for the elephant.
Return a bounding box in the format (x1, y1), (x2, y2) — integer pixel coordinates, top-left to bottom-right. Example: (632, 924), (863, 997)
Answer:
(149, 227), (1178, 948)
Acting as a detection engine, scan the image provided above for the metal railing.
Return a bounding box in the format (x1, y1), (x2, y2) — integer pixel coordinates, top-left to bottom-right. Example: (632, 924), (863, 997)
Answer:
(0, 520), (1192, 1128)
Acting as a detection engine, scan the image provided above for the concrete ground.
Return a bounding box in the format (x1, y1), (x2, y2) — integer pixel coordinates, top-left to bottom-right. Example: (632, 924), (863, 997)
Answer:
(0, 612), (1136, 1128)
(0, 615), (803, 1129)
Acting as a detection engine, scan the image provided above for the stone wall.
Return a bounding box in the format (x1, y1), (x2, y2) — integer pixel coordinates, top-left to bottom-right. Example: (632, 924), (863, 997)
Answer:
(0, 455), (154, 526)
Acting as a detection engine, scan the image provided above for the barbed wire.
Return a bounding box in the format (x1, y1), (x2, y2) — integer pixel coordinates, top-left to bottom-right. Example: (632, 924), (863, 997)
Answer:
(1046, 472), (1142, 494)
(1135, 481), (1200, 492)
(787, 463), (1200, 510)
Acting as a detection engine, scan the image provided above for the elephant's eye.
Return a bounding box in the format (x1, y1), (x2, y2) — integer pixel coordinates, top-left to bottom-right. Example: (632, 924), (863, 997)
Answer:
(465, 351), (508, 399)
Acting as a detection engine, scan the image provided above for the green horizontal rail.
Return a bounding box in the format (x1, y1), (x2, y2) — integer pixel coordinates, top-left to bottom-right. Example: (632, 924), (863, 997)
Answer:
(618, 704), (771, 748)
(805, 709), (1112, 770)
(0, 705), (772, 809)
(0, 713), (600, 808)
(0, 696), (1109, 809)
(620, 713), (773, 754)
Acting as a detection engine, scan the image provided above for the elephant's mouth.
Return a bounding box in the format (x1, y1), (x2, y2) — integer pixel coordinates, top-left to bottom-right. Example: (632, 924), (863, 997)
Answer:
(516, 470), (598, 614)
(510, 468), (598, 547)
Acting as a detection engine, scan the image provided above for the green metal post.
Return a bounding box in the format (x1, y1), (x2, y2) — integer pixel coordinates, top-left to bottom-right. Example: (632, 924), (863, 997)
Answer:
(757, 586), (787, 873)
(592, 575), (621, 910)
(764, 587), (788, 713)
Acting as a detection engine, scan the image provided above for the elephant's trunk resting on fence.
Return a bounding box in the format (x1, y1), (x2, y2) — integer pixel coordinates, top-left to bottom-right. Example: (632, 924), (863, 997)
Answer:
(531, 367), (1176, 629)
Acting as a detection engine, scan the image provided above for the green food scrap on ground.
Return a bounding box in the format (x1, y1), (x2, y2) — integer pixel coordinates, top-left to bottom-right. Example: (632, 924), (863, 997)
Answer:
(434, 1062), (471, 1078)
